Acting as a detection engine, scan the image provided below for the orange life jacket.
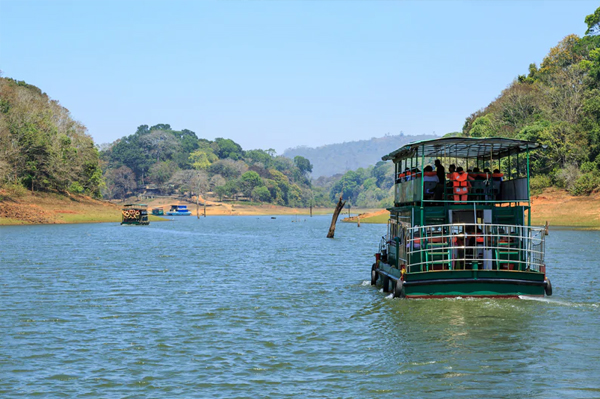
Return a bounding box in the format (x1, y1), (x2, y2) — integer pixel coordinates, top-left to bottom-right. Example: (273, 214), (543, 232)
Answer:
(453, 171), (471, 194)
(423, 171), (437, 177)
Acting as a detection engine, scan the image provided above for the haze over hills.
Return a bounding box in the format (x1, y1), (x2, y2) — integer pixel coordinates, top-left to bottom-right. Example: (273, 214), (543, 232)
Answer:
(282, 133), (439, 178)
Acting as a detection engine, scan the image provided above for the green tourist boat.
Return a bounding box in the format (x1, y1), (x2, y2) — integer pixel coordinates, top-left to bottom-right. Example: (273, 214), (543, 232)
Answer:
(371, 137), (552, 299)
(121, 204), (149, 225)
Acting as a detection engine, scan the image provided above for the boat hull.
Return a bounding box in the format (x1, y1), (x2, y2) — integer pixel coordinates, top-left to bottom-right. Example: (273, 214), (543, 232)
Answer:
(377, 267), (547, 298)
(166, 212), (191, 216)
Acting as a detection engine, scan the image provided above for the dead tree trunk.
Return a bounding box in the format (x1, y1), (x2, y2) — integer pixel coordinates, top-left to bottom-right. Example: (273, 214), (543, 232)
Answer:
(327, 195), (346, 238)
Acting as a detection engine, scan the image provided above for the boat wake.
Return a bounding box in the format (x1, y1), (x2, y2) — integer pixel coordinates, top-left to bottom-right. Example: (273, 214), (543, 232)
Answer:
(519, 295), (599, 309)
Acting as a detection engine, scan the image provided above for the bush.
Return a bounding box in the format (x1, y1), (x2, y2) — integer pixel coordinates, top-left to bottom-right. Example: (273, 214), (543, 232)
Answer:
(530, 175), (552, 195)
(580, 161), (597, 173)
(2, 183), (28, 198)
(554, 165), (581, 190)
(69, 182), (84, 194)
(569, 172), (600, 196)
(251, 186), (272, 202)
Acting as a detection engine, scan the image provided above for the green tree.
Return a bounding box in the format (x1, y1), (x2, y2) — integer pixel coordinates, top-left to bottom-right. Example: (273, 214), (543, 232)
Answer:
(239, 171), (263, 196)
(294, 155), (313, 174)
(214, 138), (244, 160)
(585, 6), (600, 35)
(252, 186), (272, 202)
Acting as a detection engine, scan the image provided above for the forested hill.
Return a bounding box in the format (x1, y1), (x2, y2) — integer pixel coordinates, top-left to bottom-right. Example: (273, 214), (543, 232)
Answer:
(0, 77), (102, 196)
(282, 133), (438, 178)
(461, 6), (600, 195)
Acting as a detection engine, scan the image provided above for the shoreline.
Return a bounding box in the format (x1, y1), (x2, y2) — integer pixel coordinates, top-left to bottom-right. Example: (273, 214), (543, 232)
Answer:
(1, 188), (599, 229)
(0, 190), (353, 226)
(341, 188), (600, 230)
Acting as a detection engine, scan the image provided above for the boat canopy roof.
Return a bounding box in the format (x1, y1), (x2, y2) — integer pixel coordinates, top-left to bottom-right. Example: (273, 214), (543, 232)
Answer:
(123, 203), (147, 208)
(382, 137), (542, 162)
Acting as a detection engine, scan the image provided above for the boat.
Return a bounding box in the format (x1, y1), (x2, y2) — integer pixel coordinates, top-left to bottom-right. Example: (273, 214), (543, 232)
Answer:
(151, 207), (164, 216)
(371, 137), (552, 298)
(166, 205), (192, 216)
(121, 204), (149, 225)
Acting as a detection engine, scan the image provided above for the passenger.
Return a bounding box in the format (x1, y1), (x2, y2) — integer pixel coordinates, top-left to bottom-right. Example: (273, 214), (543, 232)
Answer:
(482, 168), (492, 180)
(423, 165), (439, 182)
(492, 169), (504, 181)
(453, 166), (471, 204)
(403, 167), (411, 181)
(422, 165), (439, 202)
(446, 164), (456, 200)
(434, 159), (445, 184)
(471, 167), (484, 201)
(492, 169), (504, 200)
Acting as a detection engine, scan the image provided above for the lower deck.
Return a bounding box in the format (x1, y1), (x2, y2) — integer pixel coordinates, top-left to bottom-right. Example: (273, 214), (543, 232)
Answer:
(374, 204), (549, 298)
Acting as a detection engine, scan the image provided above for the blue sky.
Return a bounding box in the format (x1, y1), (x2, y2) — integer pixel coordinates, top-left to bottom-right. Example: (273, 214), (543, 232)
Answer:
(0, 0), (596, 153)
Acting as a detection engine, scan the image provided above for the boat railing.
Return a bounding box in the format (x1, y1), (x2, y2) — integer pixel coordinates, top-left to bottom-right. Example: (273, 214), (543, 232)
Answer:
(402, 223), (545, 273)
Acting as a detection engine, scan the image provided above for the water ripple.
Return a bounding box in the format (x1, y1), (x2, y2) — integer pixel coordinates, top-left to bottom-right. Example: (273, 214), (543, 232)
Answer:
(1, 218), (599, 397)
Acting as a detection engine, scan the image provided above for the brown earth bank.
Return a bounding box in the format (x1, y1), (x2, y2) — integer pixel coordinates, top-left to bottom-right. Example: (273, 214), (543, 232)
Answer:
(342, 188), (600, 229)
(0, 190), (337, 225)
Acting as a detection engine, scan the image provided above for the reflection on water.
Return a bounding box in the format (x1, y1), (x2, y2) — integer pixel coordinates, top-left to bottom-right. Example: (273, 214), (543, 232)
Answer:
(0, 219), (599, 397)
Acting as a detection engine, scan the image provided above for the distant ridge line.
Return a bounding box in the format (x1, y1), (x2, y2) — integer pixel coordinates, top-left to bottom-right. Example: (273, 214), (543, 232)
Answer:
(282, 134), (439, 178)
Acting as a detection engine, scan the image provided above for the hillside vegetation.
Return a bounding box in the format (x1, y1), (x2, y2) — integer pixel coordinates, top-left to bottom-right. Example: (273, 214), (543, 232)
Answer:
(0, 78), (102, 196)
(99, 125), (329, 207)
(461, 6), (600, 195)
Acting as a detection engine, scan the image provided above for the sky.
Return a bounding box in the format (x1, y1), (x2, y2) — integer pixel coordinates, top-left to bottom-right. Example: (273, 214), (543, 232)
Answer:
(0, 0), (597, 154)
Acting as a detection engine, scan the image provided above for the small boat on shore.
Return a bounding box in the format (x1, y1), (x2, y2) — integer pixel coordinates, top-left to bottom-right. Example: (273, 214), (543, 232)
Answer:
(372, 137), (552, 299)
(121, 204), (149, 225)
(166, 205), (191, 216)
(151, 208), (164, 216)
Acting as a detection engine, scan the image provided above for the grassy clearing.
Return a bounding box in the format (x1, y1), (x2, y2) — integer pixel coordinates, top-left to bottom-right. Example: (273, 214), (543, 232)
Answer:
(0, 218), (31, 225)
(357, 212), (390, 224)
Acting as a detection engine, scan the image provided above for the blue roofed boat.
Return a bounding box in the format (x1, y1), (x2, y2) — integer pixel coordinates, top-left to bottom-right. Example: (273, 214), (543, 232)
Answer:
(166, 205), (192, 216)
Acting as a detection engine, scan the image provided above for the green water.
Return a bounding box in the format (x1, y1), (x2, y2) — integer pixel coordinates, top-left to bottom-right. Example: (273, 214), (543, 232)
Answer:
(1, 216), (599, 397)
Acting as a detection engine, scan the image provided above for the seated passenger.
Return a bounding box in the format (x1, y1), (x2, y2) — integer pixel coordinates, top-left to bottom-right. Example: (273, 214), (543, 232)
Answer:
(423, 165), (439, 202)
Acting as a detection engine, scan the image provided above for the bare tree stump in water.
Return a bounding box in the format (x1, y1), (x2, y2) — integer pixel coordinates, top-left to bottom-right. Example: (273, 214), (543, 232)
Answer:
(327, 195), (346, 238)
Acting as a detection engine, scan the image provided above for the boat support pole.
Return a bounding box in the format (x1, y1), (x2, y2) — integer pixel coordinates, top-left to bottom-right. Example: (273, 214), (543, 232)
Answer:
(527, 148), (531, 227)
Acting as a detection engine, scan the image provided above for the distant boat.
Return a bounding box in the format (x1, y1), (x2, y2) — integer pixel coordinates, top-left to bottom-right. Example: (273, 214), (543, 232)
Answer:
(121, 204), (149, 225)
(166, 205), (191, 216)
(151, 208), (164, 216)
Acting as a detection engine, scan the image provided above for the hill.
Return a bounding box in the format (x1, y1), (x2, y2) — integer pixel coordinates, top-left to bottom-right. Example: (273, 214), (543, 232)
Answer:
(282, 133), (438, 178)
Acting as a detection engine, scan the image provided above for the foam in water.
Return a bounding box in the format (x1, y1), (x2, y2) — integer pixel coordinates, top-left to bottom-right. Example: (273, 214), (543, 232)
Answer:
(519, 295), (600, 308)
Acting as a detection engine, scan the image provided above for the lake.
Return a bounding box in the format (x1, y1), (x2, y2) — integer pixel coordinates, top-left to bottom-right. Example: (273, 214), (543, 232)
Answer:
(1, 216), (599, 398)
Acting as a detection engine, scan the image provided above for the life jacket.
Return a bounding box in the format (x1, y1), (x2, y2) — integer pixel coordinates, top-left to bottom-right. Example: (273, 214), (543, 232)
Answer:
(479, 173), (490, 180)
(446, 172), (457, 181)
(492, 173), (504, 181)
(423, 171), (437, 177)
(453, 171), (470, 194)
(428, 236), (445, 244)
(468, 173), (478, 180)
(452, 236), (464, 246)
(397, 173), (405, 180)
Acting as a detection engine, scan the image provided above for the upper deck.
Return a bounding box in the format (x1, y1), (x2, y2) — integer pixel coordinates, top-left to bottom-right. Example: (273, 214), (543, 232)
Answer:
(383, 137), (542, 210)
